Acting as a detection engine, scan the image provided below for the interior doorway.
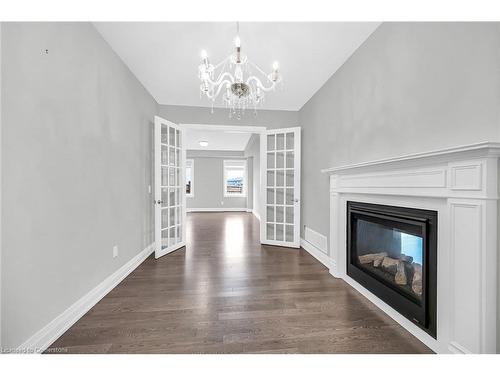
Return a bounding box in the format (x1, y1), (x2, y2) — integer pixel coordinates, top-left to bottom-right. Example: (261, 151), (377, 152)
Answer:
(153, 118), (301, 257)
(182, 123), (264, 218)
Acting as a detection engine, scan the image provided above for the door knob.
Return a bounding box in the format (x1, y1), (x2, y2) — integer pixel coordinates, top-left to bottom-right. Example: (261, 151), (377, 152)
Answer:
(155, 200), (164, 205)
(294, 198), (300, 203)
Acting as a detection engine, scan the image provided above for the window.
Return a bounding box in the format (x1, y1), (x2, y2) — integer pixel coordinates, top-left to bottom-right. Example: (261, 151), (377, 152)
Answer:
(223, 160), (247, 197)
(186, 159), (194, 197)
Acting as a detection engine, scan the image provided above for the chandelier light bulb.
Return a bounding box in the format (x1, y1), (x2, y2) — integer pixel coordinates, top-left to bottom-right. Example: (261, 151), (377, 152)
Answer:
(273, 61), (279, 71)
(201, 49), (208, 59)
(234, 36), (241, 48)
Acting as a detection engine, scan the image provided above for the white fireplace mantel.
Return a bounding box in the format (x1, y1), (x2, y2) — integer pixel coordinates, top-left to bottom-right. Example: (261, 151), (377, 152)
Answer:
(322, 141), (500, 354)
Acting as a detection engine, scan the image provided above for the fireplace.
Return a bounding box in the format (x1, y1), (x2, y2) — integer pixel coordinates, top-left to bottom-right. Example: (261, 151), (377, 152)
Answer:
(347, 201), (437, 337)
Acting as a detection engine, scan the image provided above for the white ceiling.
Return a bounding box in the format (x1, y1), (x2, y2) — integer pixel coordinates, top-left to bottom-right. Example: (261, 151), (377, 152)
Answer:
(185, 128), (253, 151)
(94, 22), (380, 111)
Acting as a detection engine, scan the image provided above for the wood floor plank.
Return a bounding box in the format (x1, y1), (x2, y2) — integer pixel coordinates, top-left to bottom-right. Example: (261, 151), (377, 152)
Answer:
(47, 212), (432, 354)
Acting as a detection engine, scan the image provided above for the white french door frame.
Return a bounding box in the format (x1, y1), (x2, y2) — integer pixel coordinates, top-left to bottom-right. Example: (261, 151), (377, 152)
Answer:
(154, 116), (187, 259)
(260, 127), (301, 248)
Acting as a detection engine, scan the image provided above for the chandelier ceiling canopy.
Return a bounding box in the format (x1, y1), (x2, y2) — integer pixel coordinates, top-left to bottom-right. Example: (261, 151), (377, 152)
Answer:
(198, 22), (282, 119)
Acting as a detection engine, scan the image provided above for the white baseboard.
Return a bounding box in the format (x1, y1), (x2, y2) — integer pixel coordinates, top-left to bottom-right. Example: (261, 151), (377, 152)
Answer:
(300, 238), (332, 269)
(304, 226), (328, 254)
(18, 243), (154, 353)
(187, 208), (259, 220)
(251, 209), (261, 221)
(187, 208), (250, 213)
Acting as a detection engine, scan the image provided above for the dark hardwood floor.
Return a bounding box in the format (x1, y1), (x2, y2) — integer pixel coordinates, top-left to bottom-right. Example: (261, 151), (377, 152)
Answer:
(48, 212), (432, 354)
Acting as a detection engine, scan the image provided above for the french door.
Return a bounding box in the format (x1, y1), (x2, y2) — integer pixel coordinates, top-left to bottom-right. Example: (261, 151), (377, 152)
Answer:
(154, 116), (186, 258)
(260, 127), (301, 248)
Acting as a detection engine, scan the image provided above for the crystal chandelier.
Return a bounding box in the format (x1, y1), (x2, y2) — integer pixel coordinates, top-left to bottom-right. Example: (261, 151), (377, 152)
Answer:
(198, 23), (282, 119)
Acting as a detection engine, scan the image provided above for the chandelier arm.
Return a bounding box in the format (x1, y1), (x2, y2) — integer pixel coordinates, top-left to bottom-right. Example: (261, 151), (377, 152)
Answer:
(206, 79), (233, 100)
(213, 56), (230, 71)
(205, 72), (235, 87)
(245, 76), (276, 92)
(248, 61), (275, 83)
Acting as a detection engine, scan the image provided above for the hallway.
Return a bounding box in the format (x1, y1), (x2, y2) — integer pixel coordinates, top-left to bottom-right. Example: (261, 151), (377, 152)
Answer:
(48, 212), (431, 353)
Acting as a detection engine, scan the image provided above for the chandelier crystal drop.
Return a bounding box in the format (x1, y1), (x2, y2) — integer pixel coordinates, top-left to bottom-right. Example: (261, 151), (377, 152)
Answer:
(198, 23), (282, 119)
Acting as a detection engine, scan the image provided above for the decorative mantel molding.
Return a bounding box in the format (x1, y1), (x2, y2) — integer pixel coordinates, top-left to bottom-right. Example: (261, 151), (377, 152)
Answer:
(322, 141), (500, 175)
(322, 142), (500, 354)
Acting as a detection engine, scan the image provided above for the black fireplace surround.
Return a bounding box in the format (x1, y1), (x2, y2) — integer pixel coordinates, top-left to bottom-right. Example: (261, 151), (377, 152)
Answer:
(347, 201), (437, 338)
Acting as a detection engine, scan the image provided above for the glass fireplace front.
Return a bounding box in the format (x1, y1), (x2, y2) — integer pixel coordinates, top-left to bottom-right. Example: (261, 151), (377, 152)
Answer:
(354, 218), (424, 301)
(347, 201), (437, 337)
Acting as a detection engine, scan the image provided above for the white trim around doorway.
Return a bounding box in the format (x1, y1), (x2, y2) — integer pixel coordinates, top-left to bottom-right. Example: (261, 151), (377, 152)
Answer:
(180, 123), (267, 133)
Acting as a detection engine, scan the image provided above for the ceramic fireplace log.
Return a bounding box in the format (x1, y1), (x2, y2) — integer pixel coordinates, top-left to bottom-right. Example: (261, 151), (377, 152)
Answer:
(412, 264), (423, 296)
(395, 261), (408, 285)
(358, 252), (388, 265)
(358, 253), (416, 287)
(381, 256), (400, 274)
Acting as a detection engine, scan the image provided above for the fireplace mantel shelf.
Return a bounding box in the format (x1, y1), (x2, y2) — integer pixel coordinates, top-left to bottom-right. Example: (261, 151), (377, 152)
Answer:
(321, 141), (500, 175)
(324, 140), (500, 354)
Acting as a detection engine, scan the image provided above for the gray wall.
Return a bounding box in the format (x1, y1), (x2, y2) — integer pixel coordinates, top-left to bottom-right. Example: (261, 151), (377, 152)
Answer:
(299, 22), (500, 246)
(159, 104), (298, 129)
(186, 151), (249, 210)
(244, 134), (261, 217)
(1, 23), (157, 348)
